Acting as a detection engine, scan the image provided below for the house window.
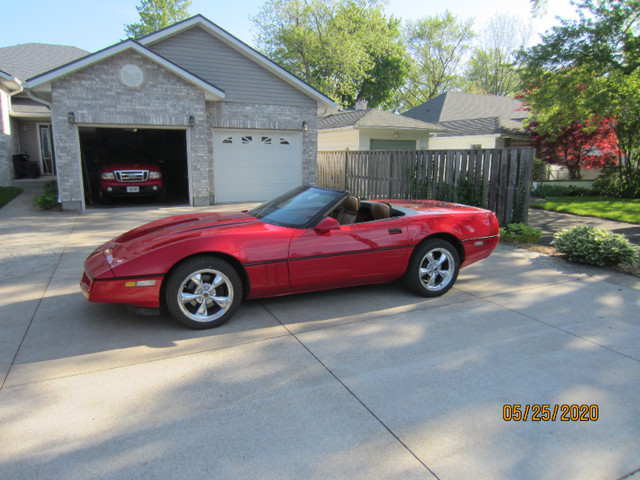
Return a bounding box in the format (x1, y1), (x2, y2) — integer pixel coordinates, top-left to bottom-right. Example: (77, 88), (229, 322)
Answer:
(222, 137), (233, 144)
(241, 136), (253, 144)
(279, 138), (290, 145)
(261, 136), (272, 145)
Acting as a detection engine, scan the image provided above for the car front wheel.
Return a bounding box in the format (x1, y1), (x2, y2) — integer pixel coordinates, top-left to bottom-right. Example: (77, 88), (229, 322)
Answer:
(166, 256), (242, 329)
(405, 239), (460, 297)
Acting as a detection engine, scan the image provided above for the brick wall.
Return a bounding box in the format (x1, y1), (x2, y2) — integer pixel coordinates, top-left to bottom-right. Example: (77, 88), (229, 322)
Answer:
(0, 88), (18, 185)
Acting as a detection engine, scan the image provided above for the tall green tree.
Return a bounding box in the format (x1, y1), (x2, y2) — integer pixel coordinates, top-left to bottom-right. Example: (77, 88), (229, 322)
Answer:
(396, 12), (474, 110)
(252, 0), (408, 109)
(465, 14), (531, 96)
(519, 0), (640, 195)
(124, 0), (192, 38)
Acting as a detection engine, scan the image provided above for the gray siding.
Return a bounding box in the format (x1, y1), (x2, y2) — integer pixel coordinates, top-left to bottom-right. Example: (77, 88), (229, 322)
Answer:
(148, 27), (316, 107)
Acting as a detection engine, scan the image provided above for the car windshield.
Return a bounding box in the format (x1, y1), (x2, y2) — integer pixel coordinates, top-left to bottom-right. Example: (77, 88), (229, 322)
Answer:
(248, 186), (345, 228)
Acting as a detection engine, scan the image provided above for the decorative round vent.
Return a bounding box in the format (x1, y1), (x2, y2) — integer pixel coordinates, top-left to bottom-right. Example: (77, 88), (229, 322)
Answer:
(119, 64), (145, 88)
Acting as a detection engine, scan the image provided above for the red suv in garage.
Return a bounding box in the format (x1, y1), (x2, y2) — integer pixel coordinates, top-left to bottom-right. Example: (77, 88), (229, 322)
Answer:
(99, 162), (165, 203)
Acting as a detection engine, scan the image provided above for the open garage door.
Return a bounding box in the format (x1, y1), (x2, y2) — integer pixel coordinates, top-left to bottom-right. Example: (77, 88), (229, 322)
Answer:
(80, 127), (189, 206)
(213, 129), (301, 202)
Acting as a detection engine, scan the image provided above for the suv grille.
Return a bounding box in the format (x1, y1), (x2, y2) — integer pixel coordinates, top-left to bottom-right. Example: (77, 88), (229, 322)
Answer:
(115, 170), (149, 182)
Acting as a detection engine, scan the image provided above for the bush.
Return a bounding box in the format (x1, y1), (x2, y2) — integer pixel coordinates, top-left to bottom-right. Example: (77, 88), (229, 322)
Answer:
(500, 223), (543, 244)
(532, 157), (547, 181)
(532, 184), (593, 198)
(593, 165), (640, 198)
(553, 225), (639, 267)
(33, 180), (59, 210)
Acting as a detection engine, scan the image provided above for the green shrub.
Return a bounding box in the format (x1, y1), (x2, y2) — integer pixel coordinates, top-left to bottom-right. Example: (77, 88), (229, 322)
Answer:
(593, 165), (640, 198)
(33, 180), (59, 210)
(553, 225), (639, 267)
(532, 157), (547, 181)
(500, 223), (543, 244)
(532, 184), (593, 198)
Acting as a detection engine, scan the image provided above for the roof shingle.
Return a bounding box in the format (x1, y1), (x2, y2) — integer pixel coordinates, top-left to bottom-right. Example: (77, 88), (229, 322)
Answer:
(0, 43), (89, 81)
(319, 109), (445, 131)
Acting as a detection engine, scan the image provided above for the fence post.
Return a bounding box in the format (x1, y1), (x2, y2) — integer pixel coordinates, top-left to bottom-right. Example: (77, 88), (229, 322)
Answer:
(344, 151), (349, 191)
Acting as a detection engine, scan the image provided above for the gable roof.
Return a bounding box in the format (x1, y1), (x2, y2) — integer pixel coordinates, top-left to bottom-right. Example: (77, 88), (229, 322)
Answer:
(403, 92), (527, 123)
(319, 109), (445, 132)
(138, 14), (336, 109)
(0, 43), (88, 81)
(26, 40), (226, 101)
(402, 92), (529, 136)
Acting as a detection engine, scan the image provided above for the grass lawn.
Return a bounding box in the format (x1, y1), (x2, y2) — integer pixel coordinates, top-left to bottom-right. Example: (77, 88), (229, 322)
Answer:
(0, 186), (23, 209)
(532, 196), (640, 224)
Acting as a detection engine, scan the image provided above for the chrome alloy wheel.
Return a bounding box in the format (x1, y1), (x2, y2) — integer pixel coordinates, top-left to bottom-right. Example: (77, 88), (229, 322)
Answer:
(418, 247), (455, 292)
(177, 268), (234, 323)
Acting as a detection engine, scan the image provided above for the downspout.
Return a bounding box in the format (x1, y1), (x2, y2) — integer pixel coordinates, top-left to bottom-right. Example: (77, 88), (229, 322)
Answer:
(25, 88), (52, 109)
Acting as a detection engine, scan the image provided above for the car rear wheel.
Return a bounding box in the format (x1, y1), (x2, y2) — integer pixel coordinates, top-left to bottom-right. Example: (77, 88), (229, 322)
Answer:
(166, 256), (242, 329)
(405, 239), (460, 297)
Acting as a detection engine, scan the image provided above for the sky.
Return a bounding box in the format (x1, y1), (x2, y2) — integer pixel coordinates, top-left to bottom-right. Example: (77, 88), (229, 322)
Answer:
(0, 0), (579, 53)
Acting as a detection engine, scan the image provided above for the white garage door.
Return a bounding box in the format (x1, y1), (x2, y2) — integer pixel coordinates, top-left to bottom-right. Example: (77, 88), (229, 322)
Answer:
(213, 129), (302, 202)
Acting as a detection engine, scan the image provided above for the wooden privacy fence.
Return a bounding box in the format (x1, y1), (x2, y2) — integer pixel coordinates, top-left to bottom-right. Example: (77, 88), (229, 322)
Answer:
(317, 148), (534, 225)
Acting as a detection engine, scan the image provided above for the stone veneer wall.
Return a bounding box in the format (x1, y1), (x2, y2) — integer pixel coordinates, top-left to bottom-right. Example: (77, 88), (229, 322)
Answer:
(0, 88), (19, 185)
(207, 102), (318, 192)
(51, 50), (208, 209)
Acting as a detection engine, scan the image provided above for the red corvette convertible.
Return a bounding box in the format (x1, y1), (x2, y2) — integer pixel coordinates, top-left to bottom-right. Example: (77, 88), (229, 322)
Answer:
(81, 186), (500, 329)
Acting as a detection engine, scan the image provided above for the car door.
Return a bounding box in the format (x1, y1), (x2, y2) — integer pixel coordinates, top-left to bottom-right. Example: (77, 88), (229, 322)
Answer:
(288, 216), (411, 291)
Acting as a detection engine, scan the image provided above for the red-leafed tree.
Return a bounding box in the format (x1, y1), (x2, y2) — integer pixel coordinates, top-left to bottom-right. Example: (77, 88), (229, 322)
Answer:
(532, 119), (618, 180)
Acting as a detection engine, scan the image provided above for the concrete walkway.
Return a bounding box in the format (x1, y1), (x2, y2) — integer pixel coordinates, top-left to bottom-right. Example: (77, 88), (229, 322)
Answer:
(1, 185), (640, 480)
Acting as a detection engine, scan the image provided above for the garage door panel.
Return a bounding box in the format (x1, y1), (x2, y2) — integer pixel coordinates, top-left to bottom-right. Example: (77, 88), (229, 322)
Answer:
(213, 129), (301, 202)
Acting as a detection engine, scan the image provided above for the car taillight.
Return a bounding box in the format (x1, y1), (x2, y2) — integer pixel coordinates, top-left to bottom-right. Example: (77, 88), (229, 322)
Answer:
(149, 171), (162, 179)
(101, 172), (115, 180)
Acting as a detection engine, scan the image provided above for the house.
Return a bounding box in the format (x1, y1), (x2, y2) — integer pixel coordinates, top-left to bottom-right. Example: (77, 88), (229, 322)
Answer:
(402, 91), (531, 150)
(0, 14), (335, 209)
(318, 101), (444, 151)
(1, 43), (89, 185)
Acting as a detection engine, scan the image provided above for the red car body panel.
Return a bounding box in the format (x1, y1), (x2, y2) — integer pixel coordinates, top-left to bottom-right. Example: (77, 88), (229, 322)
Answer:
(81, 195), (500, 309)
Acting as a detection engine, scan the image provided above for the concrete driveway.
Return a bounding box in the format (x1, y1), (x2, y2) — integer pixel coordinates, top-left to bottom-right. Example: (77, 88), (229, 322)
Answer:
(1, 187), (640, 480)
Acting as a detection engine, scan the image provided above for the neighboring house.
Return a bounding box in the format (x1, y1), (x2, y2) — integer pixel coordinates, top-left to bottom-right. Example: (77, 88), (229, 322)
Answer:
(0, 15), (335, 209)
(402, 91), (531, 150)
(318, 101), (445, 151)
(0, 43), (89, 185)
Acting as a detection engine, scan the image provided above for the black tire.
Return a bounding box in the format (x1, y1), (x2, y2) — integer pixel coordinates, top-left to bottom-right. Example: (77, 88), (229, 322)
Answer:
(165, 256), (243, 329)
(405, 239), (460, 297)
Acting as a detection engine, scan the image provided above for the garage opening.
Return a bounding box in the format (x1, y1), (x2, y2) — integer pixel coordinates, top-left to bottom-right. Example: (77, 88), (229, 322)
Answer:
(79, 127), (189, 206)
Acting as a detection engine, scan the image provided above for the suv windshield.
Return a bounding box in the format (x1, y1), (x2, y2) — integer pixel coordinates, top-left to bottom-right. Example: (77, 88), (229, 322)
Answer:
(248, 186), (345, 228)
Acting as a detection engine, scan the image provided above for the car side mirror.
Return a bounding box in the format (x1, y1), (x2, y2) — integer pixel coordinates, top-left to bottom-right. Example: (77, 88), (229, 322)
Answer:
(314, 217), (340, 234)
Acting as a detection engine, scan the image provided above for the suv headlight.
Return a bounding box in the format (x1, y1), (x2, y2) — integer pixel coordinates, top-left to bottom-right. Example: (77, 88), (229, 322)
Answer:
(101, 172), (115, 180)
(149, 172), (161, 179)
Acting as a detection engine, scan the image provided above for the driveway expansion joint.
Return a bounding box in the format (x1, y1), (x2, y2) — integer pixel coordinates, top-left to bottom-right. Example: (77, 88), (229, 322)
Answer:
(259, 300), (441, 479)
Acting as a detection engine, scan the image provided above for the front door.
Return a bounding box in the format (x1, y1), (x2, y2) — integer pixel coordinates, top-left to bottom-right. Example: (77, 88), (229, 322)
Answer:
(38, 124), (55, 175)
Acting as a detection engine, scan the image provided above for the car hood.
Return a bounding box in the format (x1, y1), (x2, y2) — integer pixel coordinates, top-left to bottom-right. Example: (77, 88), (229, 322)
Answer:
(101, 211), (259, 260)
